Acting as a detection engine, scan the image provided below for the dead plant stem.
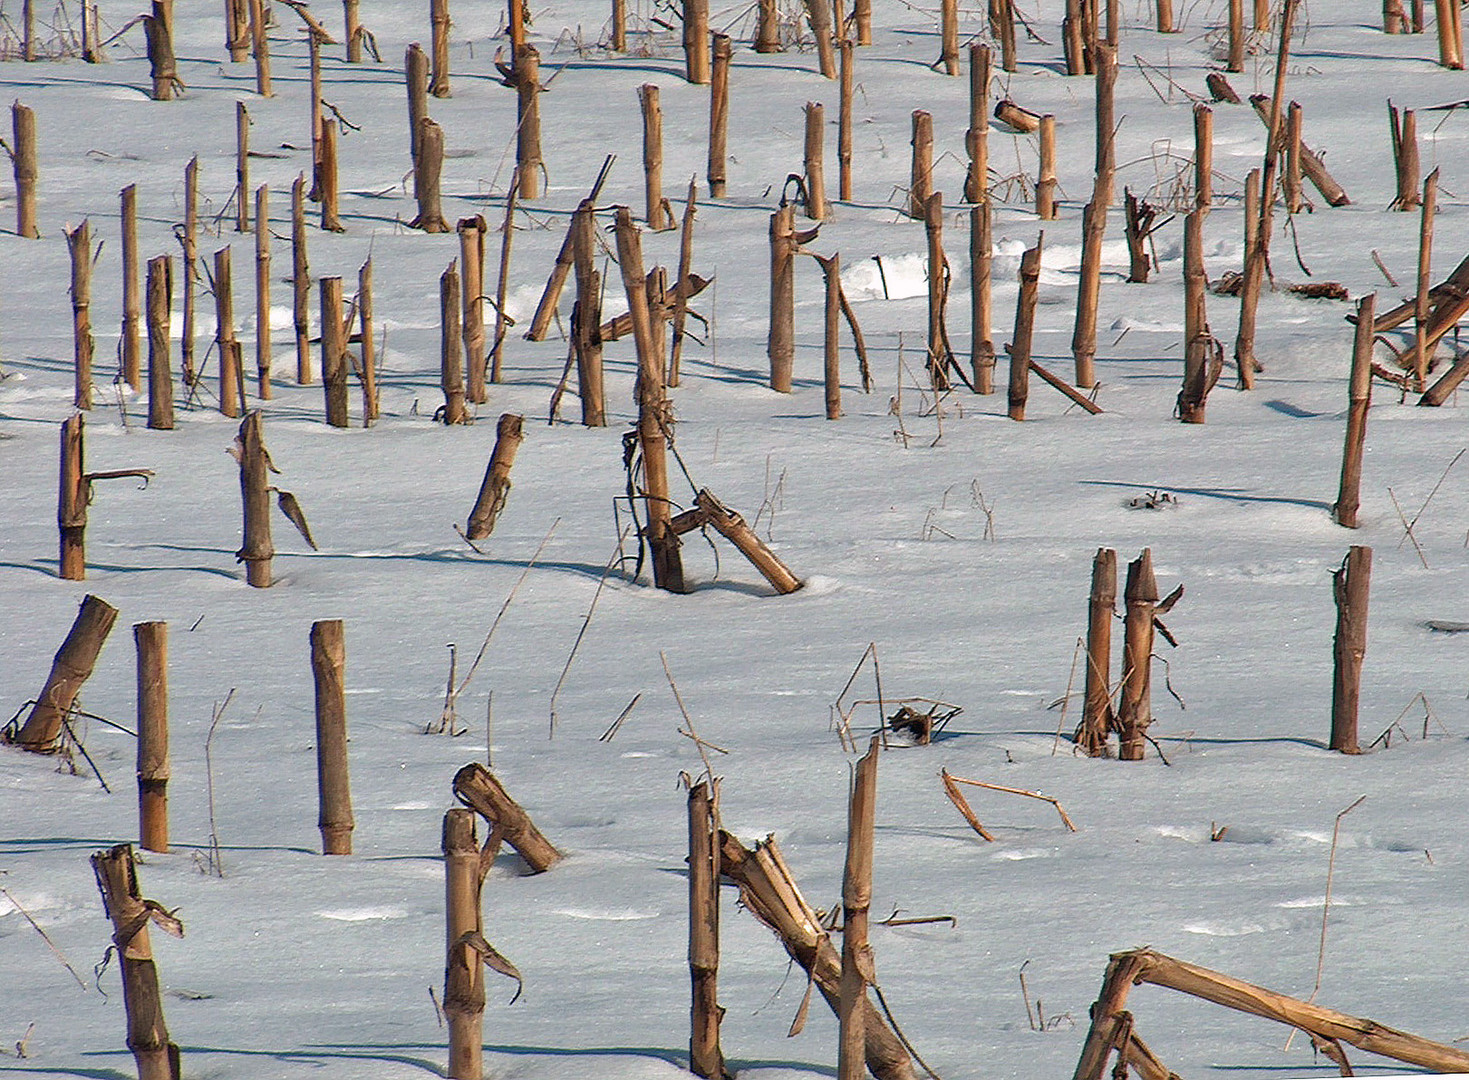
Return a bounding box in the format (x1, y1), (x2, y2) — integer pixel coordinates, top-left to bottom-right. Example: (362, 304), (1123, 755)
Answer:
(0, 885), (90, 991)
(549, 528), (631, 736)
(453, 518), (559, 703)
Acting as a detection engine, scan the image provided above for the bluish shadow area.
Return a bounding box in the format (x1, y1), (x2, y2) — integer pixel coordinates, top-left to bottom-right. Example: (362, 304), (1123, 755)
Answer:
(1158, 735), (1330, 750)
(0, 412), (71, 428)
(1263, 399), (1326, 418)
(688, 576), (783, 597)
(1293, 47), (1440, 65)
(0, 837), (145, 853)
(963, 728), (1330, 750)
(0, 837), (319, 856)
(90, 1042), (839, 1078)
(89, 1045), (444, 1075)
(0, 558), (239, 581)
(1205, 1064), (1436, 1075)
(0, 561), (69, 579)
(1077, 479), (1333, 512)
(135, 543), (615, 582)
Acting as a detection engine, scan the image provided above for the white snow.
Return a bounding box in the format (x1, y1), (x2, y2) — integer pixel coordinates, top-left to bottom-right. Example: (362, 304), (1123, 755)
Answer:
(3, 1), (1469, 1079)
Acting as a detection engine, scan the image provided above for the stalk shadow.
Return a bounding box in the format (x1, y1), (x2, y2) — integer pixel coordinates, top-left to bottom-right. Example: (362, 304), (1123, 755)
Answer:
(0, 561), (67, 579)
(1076, 479), (1333, 511)
(1204, 1065), (1436, 1075)
(89, 1044), (445, 1074)
(1158, 735), (1331, 750)
(996, 728), (1332, 750)
(0, 557), (239, 580)
(0, 837), (318, 856)
(0, 413), (72, 427)
(682, 576), (785, 597)
(0, 836), (147, 852)
(1263, 399), (1326, 418)
(324, 1041), (836, 1076)
(135, 542), (616, 582)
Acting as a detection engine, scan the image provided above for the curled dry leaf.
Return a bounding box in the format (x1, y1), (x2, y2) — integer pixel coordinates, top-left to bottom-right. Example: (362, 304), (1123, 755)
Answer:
(274, 489), (317, 550)
(144, 900), (185, 938)
(788, 971), (816, 1036)
(110, 900), (184, 950)
(456, 930), (523, 1003)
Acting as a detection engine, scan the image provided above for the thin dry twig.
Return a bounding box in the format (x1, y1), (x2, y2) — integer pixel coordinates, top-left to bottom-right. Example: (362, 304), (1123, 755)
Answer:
(1020, 960), (1038, 1031)
(428, 644), (464, 735)
(1388, 487), (1429, 568)
(1371, 250), (1400, 287)
(1052, 637), (1084, 756)
(1369, 717), (1409, 749)
(202, 690), (237, 878)
(940, 769), (996, 842)
(832, 642), (888, 752)
(55, 708), (110, 791)
(0, 885), (91, 992)
(750, 456), (787, 541)
(1133, 54), (1206, 105)
(549, 527), (631, 737)
(1370, 692), (1444, 748)
(870, 981), (944, 1080)
(943, 771), (1078, 831)
(661, 652), (726, 783)
(1284, 794), (1367, 1051)
(599, 693), (642, 742)
(452, 518), (559, 705)
(874, 908), (956, 929)
(1395, 449), (1466, 559)
(847, 697), (961, 744)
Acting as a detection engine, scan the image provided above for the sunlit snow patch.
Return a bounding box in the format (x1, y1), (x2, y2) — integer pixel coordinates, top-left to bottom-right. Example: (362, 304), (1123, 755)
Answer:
(1180, 920), (1266, 936)
(316, 906), (408, 921)
(841, 252), (930, 301)
(991, 848), (1054, 861)
(991, 236), (1132, 285)
(1154, 824), (1208, 842)
(797, 574), (841, 595)
(0, 890), (60, 917)
(1276, 894), (1359, 909)
(1111, 315), (1184, 333)
(553, 907), (659, 921)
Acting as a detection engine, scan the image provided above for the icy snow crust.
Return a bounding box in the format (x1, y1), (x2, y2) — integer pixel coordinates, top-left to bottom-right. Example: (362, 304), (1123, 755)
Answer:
(2, 1), (1469, 1077)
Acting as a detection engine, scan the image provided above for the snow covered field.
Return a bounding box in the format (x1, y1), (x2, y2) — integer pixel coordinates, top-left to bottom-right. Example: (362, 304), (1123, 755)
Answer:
(3, 0), (1469, 1077)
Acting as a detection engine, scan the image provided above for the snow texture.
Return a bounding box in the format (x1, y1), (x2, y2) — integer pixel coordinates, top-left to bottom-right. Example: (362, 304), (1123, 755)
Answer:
(2, 0), (1469, 1078)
